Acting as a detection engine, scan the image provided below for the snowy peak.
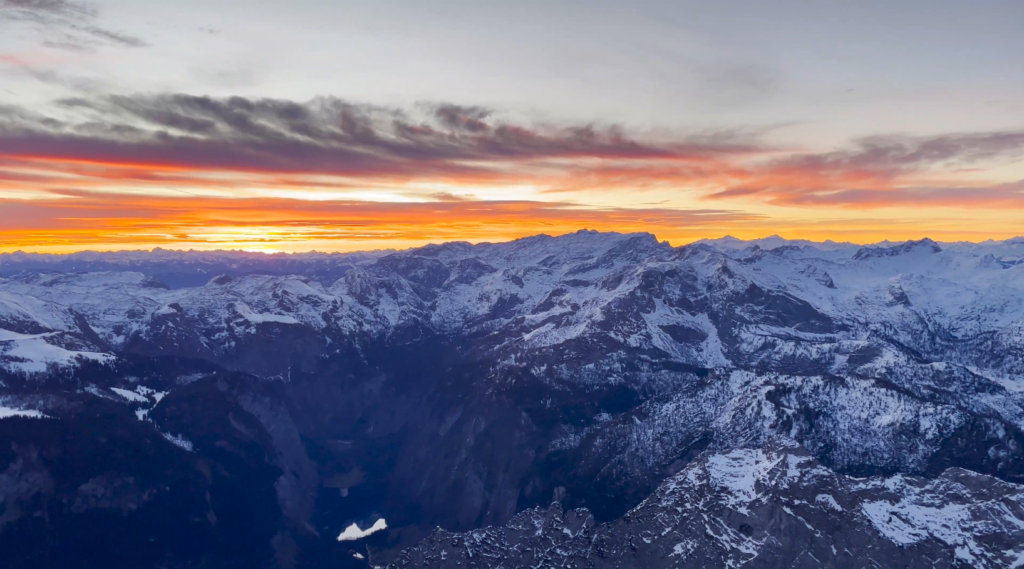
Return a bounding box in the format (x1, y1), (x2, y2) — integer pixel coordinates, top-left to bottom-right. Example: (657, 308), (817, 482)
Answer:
(697, 234), (858, 254)
(1, 231), (1023, 380)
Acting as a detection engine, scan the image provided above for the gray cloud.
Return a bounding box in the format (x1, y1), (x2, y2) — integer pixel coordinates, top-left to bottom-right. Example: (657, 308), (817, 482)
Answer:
(0, 93), (764, 181)
(8, 90), (1020, 210)
(1, 0), (146, 51)
(11, 65), (109, 92)
(433, 104), (492, 133)
(704, 130), (1024, 207)
(769, 131), (1024, 177)
(2, 0), (95, 18)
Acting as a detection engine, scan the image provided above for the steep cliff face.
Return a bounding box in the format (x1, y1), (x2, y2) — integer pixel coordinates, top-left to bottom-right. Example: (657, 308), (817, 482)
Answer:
(1, 232), (1023, 568)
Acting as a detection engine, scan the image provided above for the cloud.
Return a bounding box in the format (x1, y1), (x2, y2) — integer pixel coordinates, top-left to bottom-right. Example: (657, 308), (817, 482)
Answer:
(2, 0), (95, 18)
(773, 131), (1024, 174)
(703, 131), (1024, 207)
(1, 91), (1023, 218)
(1, 0), (146, 51)
(0, 93), (763, 185)
(432, 104), (492, 133)
(2, 61), (109, 92)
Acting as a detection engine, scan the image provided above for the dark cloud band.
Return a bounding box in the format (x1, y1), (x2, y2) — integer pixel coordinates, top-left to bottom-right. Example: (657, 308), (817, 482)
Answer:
(1, 91), (1023, 209)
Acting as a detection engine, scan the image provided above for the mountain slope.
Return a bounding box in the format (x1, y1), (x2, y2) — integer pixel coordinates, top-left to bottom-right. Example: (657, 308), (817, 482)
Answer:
(391, 442), (1024, 569)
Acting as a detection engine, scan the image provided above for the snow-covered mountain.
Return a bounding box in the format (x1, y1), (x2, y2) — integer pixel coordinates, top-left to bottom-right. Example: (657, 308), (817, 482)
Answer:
(5, 231), (1024, 376)
(1, 231), (1022, 568)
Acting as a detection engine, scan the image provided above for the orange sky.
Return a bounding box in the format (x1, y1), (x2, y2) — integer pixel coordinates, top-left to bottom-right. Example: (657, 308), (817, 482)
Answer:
(1, 96), (1022, 253)
(2, 1), (1024, 253)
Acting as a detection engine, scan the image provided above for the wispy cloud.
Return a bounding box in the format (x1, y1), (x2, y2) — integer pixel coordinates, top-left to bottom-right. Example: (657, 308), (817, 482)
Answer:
(705, 131), (1024, 207)
(2, 93), (1023, 211)
(0, 93), (763, 184)
(1, 91), (1022, 251)
(1, 0), (146, 51)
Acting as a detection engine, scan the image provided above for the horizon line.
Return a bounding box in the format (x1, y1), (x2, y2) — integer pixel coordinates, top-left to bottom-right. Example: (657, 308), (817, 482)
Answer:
(3, 229), (1024, 257)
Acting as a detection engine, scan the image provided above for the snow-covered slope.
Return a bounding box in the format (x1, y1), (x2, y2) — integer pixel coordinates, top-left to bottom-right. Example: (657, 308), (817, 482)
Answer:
(0, 329), (113, 374)
(3, 232), (1022, 367)
(1, 231), (1022, 569)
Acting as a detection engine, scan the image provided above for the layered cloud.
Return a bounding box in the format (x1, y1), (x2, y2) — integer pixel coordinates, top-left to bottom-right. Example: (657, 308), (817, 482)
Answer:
(0, 94), (759, 184)
(707, 132), (1024, 207)
(2, 93), (1021, 203)
(0, 92), (1022, 251)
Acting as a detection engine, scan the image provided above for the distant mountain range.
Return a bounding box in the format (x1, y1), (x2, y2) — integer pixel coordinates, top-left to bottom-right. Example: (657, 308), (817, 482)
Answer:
(2, 231), (1023, 568)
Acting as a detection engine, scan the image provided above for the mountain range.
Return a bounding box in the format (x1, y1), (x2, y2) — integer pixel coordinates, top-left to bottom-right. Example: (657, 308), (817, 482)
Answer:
(2, 231), (1023, 568)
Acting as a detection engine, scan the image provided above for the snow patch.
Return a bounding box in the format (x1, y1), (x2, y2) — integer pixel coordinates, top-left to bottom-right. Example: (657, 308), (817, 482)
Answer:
(0, 405), (49, 419)
(111, 387), (149, 403)
(162, 432), (194, 451)
(0, 329), (53, 341)
(815, 494), (842, 511)
(232, 302), (300, 325)
(704, 449), (782, 512)
(337, 518), (387, 541)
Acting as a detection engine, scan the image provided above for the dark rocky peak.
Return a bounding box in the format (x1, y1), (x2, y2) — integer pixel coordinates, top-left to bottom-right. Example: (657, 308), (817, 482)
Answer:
(798, 264), (836, 288)
(887, 282), (912, 306)
(374, 254), (451, 292)
(448, 258), (498, 285)
(674, 241), (729, 262)
(770, 244), (806, 256)
(602, 232), (667, 258)
(139, 275), (170, 289)
(853, 237), (942, 260)
(408, 241), (475, 259)
(208, 274), (233, 285)
(896, 237), (942, 254)
(734, 245), (767, 263)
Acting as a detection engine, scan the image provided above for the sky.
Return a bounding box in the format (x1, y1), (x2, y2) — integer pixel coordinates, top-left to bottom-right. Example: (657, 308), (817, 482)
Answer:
(1, 0), (1023, 253)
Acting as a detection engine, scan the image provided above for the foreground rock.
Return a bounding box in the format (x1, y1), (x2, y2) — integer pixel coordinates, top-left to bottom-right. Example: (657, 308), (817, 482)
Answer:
(391, 442), (1024, 569)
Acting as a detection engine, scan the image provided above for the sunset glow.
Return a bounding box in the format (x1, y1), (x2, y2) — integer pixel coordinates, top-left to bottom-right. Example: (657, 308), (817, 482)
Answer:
(2, 1), (1023, 252)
